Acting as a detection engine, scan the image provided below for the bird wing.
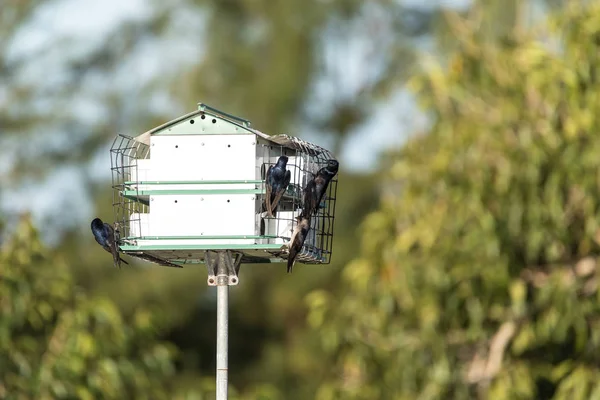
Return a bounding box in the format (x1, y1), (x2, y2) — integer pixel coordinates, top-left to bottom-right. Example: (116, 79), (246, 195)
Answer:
(287, 246), (297, 273)
(316, 183), (329, 210)
(91, 220), (108, 247)
(93, 232), (105, 247)
(287, 216), (301, 248)
(270, 170), (291, 215)
(265, 165), (274, 217)
(302, 179), (317, 218)
(287, 217), (309, 273)
(315, 171), (335, 212)
(104, 223), (122, 268)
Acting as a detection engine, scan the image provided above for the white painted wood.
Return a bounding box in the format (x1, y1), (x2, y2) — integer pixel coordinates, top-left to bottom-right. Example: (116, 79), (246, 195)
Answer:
(263, 211), (296, 244)
(149, 194), (255, 237)
(129, 212), (150, 238)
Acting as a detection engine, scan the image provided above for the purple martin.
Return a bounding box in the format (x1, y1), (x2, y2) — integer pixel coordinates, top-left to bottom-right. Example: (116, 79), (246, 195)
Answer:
(91, 217), (129, 268)
(287, 216), (310, 273)
(265, 155), (291, 217)
(301, 159), (339, 218)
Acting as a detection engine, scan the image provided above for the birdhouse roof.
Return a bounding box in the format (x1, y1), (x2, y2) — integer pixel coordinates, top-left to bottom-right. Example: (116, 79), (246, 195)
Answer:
(132, 103), (336, 159)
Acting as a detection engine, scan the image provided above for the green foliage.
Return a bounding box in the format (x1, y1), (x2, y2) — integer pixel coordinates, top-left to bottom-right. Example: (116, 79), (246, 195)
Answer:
(0, 217), (184, 399)
(5, 0), (579, 398)
(309, 3), (600, 399)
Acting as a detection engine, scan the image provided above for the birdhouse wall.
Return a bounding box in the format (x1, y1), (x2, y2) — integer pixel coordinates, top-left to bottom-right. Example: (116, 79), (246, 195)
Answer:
(150, 134), (255, 183)
(128, 133), (257, 242)
(147, 195), (255, 239)
(129, 212), (148, 237)
(257, 211), (296, 245)
(129, 159), (151, 188)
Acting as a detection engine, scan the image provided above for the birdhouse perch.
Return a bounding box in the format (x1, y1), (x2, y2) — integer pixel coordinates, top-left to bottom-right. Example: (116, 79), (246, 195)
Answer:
(110, 103), (338, 275)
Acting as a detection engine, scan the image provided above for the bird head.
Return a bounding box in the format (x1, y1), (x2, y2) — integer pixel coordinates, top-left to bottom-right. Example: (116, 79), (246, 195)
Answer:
(276, 155), (289, 167)
(91, 218), (104, 230)
(318, 159), (339, 179)
(326, 159), (339, 173)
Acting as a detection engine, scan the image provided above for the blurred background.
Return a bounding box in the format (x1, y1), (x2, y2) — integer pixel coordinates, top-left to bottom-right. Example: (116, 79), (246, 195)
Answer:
(3, 0), (600, 398)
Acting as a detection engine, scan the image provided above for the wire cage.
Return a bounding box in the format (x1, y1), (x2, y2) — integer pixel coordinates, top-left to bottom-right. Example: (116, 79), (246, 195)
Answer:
(109, 103), (338, 268)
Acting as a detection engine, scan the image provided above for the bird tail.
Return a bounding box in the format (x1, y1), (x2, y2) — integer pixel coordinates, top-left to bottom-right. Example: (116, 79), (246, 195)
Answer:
(112, 248), (120, 268)
(287, 255), (295, 273)
(112, 249), (129, 268)
(270, 189), (285, 217)
(265, 185), (274, 217)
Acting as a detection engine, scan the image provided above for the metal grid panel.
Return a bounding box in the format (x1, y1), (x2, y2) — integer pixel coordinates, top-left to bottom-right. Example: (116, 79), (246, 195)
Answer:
(256, 138), (338, 264)
(110, 134), (150, 241)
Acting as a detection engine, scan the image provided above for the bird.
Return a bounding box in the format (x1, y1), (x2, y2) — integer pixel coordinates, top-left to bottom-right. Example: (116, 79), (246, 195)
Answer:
(287, 216), (311, 273)
(301, 178), (317, 218)
(301, 159), (339, 219)
(91, 217), (129, 268)
(265, 155), (291, 217)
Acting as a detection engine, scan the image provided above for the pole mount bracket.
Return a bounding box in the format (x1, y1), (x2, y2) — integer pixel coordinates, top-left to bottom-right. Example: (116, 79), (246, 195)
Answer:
(205, 250), (242, 286)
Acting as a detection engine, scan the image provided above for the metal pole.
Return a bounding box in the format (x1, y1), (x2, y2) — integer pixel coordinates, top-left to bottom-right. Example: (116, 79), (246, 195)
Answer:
(216, 254), (229, 400)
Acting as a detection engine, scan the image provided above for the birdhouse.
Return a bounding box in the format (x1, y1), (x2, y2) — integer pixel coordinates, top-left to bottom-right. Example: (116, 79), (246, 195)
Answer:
(110, 103), (338, 270)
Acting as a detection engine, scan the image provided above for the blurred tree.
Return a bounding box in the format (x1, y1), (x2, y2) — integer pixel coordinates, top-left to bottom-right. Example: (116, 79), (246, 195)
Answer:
(0, 1), (178, 184)
(2, 0), (574, 398)
(0, 216), (203, 399)
(308, 2), (600, 399)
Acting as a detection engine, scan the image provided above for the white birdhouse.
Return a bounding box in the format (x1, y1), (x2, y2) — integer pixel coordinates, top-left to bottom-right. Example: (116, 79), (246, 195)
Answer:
(110, 103), (338, 269)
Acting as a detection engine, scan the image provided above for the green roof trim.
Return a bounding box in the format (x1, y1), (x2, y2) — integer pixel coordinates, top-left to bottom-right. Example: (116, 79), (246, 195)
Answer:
(143, 106), (256, 136)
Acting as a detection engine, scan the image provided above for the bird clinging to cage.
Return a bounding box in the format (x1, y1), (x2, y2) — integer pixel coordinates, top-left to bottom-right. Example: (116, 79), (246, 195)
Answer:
(301, 159), (339, 219)
(287, 215), (311, 273)
(90, 217), (129, 268)
(265, 155), (291, 217)
(286, 159), (339, 273)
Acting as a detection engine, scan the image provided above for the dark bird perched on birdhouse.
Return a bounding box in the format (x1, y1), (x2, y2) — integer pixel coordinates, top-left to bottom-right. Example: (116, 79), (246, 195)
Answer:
(287, 215), (311, 273)
(91, 217), (129, 268)
(265, 155), (291, 217)
(286, 159), (339, 273)
(301, 159), (339, 219)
